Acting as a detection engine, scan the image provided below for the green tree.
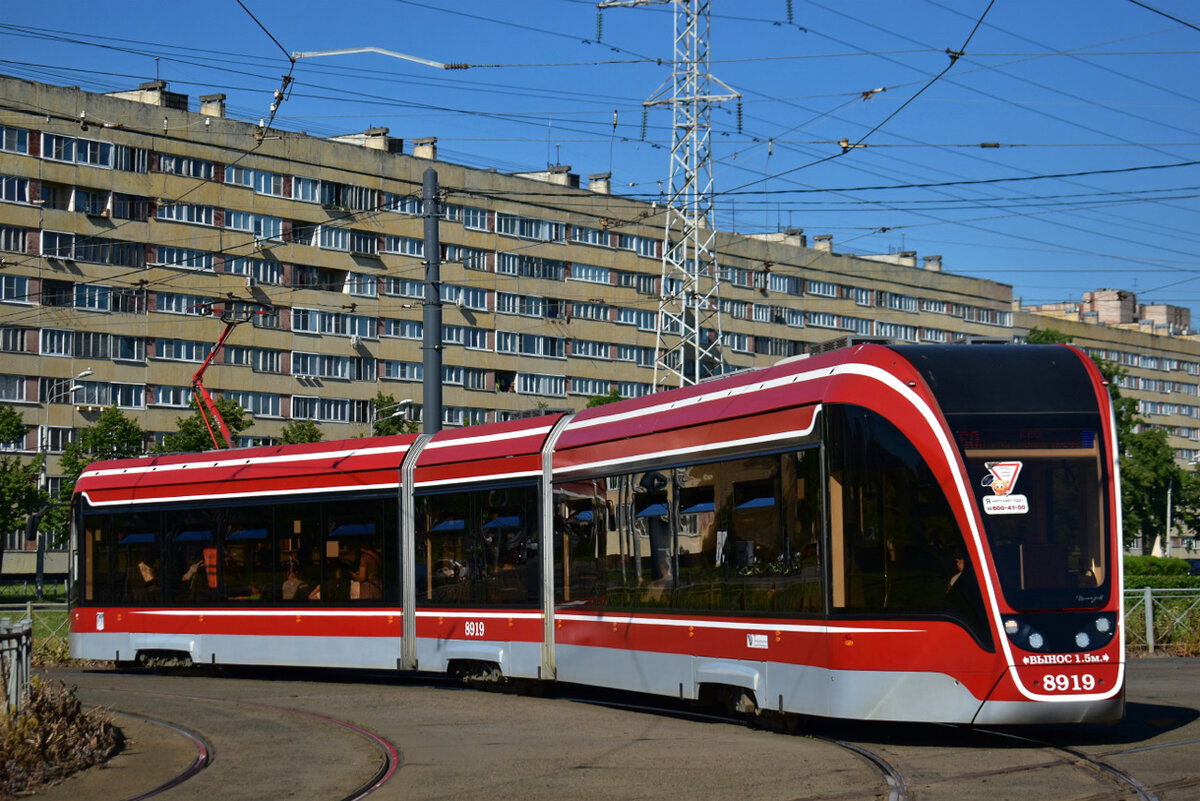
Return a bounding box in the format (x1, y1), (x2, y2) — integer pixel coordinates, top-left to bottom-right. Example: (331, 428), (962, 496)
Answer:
(371, 392), (417, 437)
(0, 405), (46, 557)
(156, 397), (251, 453)
(1024, 327), (1073, 345)
(279, 418), (324, 444)
(43, 406), (146, 543)
(1120, 428), (1179, 549)
(586, 389), (623, 407)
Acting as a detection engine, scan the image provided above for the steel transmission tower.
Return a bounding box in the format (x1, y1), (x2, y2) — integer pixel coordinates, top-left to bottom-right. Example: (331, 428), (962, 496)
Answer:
(601, 0), (739, 388)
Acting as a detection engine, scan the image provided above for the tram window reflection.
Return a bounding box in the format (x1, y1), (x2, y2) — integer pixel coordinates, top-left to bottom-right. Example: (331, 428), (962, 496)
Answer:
(219, 509), (272, 602)
(113, 512), (161, 604)
(416, 485), (538, 607)
(166, 511), (216, 604)
(827, 403), (989, 643)
(276, 502), (321, 602)
(83, 515), (113, 603)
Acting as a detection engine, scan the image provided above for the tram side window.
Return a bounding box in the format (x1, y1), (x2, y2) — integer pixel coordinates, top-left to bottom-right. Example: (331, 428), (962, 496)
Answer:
(416, 485), (539, 607)
(165, 510), (217, 604)
(222, 508), (273, 602)
(322, 499), (389, 603)
(275, 501), (323, 602)
(553, 479), (610, 605)
(589, 448), (822, 615)
(826, 404), (987, 632)
(113, 512), (162, 604)
(83, 513), (115, 603)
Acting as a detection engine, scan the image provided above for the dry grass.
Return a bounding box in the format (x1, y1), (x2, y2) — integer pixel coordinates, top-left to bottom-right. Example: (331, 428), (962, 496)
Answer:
(0, 678), (122, 799)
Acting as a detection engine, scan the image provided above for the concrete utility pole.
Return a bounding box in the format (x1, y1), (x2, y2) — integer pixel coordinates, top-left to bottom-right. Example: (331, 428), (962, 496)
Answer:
(601, 0), (740, 388)
(422, 168), (443, 434)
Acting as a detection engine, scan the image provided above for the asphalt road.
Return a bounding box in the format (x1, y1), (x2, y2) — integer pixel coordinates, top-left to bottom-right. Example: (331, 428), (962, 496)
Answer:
(32, 656), (1200, 801)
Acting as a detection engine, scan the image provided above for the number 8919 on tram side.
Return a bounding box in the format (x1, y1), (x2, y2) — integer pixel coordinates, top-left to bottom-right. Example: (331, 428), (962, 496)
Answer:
(69, 344), (1124, 725)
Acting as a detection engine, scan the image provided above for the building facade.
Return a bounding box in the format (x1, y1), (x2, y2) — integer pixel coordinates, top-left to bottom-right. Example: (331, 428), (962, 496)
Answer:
(0, 74), (1018, 496)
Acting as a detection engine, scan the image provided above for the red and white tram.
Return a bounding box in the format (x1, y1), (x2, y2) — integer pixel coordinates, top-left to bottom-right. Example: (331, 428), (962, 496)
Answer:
(69, 344), (1124, 724)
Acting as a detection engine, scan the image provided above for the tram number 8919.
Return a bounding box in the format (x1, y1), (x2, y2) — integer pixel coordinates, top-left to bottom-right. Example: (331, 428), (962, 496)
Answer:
(1043, 673), (1096, 692)
(464, 620), (486, 638)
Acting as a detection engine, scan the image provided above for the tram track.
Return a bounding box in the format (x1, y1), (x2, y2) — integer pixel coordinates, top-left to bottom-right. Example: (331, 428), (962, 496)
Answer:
(972, 727), (1159, 801)
(70, 675), (400, 801)
(557, 691), (909, 801)
(101, 709), (213, 801)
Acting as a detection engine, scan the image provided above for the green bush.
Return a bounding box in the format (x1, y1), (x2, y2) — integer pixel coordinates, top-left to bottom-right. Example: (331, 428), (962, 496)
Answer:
(1124, 554), (1192, 576)
(1125, 574), (1200, 589)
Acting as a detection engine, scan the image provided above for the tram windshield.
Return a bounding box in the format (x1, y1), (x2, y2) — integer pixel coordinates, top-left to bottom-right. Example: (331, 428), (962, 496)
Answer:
(960, 425), (1110, 611)
(890, 344), (1113, 613)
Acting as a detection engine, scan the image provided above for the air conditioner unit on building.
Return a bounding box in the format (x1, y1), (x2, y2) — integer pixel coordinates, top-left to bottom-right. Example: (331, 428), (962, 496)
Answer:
(349, 335), (361, 347)
(245, 276), (258, 288)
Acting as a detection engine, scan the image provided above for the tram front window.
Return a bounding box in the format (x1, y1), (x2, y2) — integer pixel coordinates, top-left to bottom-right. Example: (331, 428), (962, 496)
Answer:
(964, 435), (1109, 611)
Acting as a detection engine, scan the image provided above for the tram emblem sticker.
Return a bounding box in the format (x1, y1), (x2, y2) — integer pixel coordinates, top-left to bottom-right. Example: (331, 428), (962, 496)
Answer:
(981, 461), (1029, 515)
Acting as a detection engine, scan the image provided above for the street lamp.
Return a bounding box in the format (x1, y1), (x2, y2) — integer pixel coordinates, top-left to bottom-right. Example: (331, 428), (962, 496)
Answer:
(374, 398), (414, 423)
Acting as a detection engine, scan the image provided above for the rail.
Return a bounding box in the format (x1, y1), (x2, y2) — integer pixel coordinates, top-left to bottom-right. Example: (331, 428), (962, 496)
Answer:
(1124, 587), (1200, 654)
(0, 615), (33, 713)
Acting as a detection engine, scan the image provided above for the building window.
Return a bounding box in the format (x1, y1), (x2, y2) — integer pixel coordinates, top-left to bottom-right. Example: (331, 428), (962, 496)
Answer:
(517, 373), (565, 396)
(154, 339), (211, 362)
(40, 329), (73, 357)
(254, 170), (286, 196)
(572, 340), (610, 360)
(226, 257), (283, 285)
(0, 176), (30, 204)
(156, 292), (213, 315)
(318, 226), (349, 251)
(444, 244), (487, 271)
(0, 374), (24, 402)
(114, 335), (146, 362)
(225, 165), (254, 187)
(155, 246), (214, 270)
(74, 284), (111, 312)
(571, 226), (608, 247)
(0, 125), (29, 154)
(570, 264), (611, 285)
(384, 193), (421, 215)
(0, 226), (28, 253)
(226, 390), (281, 417)
(0, 275), (29, 304)
(383, 235), (423, 257)
(344, 273), (378, 297)
(156, 203), (215, 225)
(112, 383), (146, 409)
(113, 145), (148, 173)
(496, 213), (563, 242)
(807, 280), (837, 298)
(0, 327), (29, 353)
(158, 154), (214, 179)
(153, 385), (194, 408)
(111, 193), (150, 220)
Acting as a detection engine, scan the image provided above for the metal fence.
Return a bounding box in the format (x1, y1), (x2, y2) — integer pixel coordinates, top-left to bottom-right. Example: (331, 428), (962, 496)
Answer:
(1124, 588), (1200, 654)
(0, 615), (33, 713)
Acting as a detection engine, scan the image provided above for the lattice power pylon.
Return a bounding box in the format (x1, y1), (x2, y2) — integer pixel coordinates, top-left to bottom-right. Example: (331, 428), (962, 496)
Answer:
(602, 0), (740, 388)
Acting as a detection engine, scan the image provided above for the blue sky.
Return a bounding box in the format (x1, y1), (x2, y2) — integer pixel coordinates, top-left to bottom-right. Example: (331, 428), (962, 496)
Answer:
(2, 1), (1198, 320)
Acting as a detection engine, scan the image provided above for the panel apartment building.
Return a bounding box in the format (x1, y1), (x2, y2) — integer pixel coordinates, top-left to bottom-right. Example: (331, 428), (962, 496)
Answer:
(0, 73), (1041, 494)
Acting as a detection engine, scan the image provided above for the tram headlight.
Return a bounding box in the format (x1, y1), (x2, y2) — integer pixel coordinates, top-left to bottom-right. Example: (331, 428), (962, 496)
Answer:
(1095, 617), (1111, 634)
(1004, 619), (1019, 635)
(1027, 631), (1044, 650)
(1075, 631), (1091, 649)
